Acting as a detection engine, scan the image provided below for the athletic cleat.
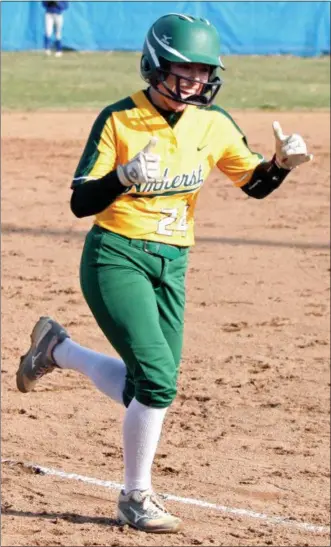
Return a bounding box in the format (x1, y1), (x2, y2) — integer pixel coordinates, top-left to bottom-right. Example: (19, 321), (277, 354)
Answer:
(16, 316), (69, 393)
(117, 489), (182, 533)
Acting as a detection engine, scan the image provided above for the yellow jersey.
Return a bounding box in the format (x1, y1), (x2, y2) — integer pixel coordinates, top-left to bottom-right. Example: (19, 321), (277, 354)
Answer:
(72, 90), (263, 246)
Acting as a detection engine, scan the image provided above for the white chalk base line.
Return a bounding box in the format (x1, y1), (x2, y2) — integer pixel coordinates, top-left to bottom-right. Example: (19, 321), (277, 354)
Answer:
(2, 458), (329, 534)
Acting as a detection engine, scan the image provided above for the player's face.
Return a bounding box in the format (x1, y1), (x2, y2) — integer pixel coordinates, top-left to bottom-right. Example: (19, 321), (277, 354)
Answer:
(157, 62), (211, 111)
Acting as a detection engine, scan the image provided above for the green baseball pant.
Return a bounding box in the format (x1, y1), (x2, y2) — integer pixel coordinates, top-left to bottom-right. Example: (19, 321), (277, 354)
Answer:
(79, 225), (189, 408)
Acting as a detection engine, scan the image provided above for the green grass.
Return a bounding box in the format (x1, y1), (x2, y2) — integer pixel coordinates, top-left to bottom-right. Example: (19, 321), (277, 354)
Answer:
(1, 51), (330, 110)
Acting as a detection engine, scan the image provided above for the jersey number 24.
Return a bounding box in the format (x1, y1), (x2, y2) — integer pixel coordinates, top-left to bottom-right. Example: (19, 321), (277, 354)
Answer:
(156, 206), (188, 237)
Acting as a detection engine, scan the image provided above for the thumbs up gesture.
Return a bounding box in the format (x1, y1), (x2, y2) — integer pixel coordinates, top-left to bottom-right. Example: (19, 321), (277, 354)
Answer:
(117, 136), (162, 187)
(272, 121), (313, 170)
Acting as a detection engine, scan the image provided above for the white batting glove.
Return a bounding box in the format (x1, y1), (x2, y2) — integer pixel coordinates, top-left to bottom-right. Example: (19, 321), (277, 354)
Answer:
(272, 121), (313, 170)
(117, 137), (161, 187)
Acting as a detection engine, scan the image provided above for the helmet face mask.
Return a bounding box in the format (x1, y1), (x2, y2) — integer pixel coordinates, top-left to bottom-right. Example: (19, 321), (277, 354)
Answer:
(140, 13), (224, 107)
(155, 65), (221, 107)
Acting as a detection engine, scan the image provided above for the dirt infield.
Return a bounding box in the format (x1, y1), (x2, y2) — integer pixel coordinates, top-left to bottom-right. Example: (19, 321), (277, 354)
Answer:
(2, 110), (330, 547)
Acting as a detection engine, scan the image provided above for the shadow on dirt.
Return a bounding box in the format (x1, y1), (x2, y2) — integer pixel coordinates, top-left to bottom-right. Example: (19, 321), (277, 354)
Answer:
(2, 507), (121, 527)
(2, 223), (329, 250)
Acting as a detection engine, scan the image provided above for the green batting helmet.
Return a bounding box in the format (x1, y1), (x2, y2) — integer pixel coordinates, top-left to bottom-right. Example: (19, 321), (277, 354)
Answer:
(140, 13), (225, 106)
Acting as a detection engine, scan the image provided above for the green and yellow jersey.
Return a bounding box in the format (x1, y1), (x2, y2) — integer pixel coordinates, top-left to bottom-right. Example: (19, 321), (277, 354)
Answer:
(73, 90), (263, 247)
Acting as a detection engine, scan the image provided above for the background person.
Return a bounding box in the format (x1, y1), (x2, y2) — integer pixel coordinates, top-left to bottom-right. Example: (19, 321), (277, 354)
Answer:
(42, 1), (68, 57)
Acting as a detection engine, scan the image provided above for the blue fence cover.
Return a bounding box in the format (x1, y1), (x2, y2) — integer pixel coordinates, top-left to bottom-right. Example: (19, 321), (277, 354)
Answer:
(1, 1), (330, 56)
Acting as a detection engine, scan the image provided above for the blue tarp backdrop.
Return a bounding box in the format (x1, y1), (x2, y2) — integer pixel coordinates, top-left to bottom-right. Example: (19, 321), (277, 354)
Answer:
(1, 1), (330, 56)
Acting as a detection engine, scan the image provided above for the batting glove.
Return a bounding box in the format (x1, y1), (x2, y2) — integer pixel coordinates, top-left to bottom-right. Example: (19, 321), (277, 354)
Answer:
(117, 137), (162, 187)
(273, 121), (313, 170)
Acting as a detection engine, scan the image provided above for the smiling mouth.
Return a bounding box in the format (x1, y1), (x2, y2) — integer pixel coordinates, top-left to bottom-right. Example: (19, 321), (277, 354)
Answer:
(180, 89), (200, 97)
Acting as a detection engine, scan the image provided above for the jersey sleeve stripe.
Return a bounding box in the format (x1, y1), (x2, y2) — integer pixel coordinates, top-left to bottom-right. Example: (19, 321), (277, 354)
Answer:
(72, 96), (136, 186)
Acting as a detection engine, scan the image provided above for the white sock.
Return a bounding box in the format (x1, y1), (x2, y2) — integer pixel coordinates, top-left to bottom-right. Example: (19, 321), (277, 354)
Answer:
(53, 338), (126, 405)
(123, 398), (168, 493)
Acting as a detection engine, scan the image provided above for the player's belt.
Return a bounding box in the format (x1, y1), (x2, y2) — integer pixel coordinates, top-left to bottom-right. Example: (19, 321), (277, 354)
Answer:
(93, 225), (188, 260)
(129, 238), (187, 260)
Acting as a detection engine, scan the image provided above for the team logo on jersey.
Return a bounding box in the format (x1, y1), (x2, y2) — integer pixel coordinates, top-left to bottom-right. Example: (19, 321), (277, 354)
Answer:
(128, 164), (204, 194)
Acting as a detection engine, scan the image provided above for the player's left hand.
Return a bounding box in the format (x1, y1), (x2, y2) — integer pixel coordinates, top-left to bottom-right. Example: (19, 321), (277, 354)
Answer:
(272, 121), (313, 170)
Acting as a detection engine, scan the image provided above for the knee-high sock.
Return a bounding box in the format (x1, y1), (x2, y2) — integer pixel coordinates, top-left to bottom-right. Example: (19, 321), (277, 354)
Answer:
(55, 39), (62, 52)
(123, 398), (167, 493)
(44, 35), (51, 50)
(53, 339), (126, 405)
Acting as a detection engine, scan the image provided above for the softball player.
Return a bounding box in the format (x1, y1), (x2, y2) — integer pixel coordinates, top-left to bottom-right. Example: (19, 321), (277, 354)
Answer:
(17, 13), (312, 533)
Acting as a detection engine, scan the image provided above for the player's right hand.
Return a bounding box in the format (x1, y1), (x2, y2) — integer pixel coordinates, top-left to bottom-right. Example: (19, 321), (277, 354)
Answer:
(117, 137), (162, 187)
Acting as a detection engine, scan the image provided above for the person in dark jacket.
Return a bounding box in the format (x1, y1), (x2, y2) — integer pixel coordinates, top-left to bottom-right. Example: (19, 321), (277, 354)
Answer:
(42, 1), (69, 57)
